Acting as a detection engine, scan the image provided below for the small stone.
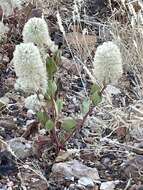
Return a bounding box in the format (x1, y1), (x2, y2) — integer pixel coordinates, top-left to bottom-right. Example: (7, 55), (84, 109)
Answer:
(100, 181), (116, 190)
(52, 160), (100, 182)
(106, 85), (121, 95)
(27, 109), (35, 118)
(78, 177), (94, 187)
(8, 137), (32, 159)
(65, 176), (74, 182)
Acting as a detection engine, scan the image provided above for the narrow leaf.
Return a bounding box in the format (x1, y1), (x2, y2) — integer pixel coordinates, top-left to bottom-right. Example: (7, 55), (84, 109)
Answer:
(61, 118), (76, 132)
(90, 83), (102, 106)
(36, 111), (48, 126)
(56, 98), (64, 114)
(91, 91), (102, 106)
(46, 57), (57, 79)
(91, 83), (101, 94)
(81, 98), (91, 115)
(47, 80), (57, 97)
(45, 120), (54, 132)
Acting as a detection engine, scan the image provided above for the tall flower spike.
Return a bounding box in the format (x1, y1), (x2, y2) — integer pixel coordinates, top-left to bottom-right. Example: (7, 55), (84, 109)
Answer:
(22, 17), (58, 52)
(93, 41), (123, 85)
(13, 43), (48, 94)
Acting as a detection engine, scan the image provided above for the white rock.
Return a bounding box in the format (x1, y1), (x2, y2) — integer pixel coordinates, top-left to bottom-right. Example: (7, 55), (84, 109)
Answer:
(27, 109), (35, 118)
(106, 85), (121, 95)
(100, 181), (116, 190)
(78, 177), (94, 187)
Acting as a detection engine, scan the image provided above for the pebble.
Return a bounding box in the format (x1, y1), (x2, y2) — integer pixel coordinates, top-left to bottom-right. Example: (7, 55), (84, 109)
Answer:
(100, 181), (119, 190)
(52, 160), (100, 181)
(8, 137), (32, 159)
(106, 85), (121, 95)
(27, 109), (35, 118)
(78, 177), (94, 187)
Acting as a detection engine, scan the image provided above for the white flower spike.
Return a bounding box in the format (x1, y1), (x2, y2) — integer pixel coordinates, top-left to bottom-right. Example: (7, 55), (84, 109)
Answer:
(13, 43), (48, 94)
(93, 41), (123, 85)
(22, 17), (58, 52)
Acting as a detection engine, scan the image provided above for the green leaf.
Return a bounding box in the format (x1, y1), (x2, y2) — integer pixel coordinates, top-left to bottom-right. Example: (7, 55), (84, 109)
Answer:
(45, 120), (54, 132)
(90, 84), (101, 94)
(36, 111), (48, 126)
(91, 91), (102, 106)
(46, 57), (58, 79)
(61, 118), (76, 132)
(90, 84), (102, 106)
(81, 98), (91, 115)
(56, 98), (64, 114)
(47, 80), (57, 97)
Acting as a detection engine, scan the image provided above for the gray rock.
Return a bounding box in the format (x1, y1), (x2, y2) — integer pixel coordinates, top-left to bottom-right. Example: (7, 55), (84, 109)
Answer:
(52, 160), (100, 182)
(100, 181), (119, 190)
(78, 177), (94, 187)
(8, 137), (32, 159)
(106, 85), (121, 95)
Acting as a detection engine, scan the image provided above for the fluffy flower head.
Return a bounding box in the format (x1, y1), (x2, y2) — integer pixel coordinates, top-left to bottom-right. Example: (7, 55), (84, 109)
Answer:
(93, 41), (123, 85)
(0, 0), (23, 16)
(13, 43), (47, 94)
(22, 17), (57, 52)
(25, 94), (44, 112)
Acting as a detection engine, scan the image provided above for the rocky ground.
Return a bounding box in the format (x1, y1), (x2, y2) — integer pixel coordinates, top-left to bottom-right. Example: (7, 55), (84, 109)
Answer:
(1, 0), (143, 189)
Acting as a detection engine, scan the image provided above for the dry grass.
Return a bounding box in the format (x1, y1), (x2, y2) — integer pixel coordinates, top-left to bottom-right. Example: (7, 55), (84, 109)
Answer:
(55, 0), (143, 140)
(96, 0), (143, 139)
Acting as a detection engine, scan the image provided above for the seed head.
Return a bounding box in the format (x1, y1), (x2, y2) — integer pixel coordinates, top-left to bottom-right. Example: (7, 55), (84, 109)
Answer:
(93, 41), (123, 85)
(22, 17), (58, 52)
(13, 43), (48, 94)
